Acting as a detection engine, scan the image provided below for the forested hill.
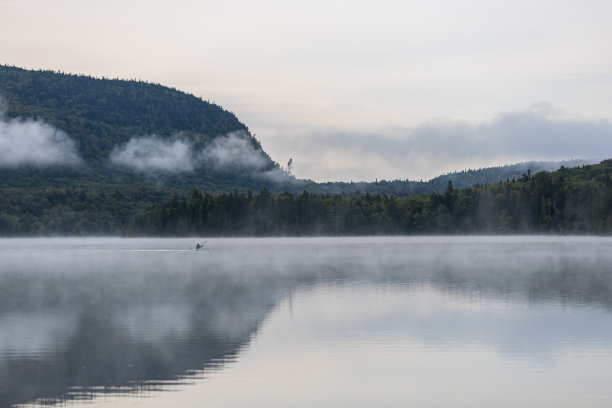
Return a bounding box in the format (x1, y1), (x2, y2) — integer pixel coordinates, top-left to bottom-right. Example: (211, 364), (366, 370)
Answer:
(426, 159), (591, 191)
(0, 64), (248, 161)
(303, 159), (591, 197)
(0, 64), (284, 196)
(0, 65), (291, 233)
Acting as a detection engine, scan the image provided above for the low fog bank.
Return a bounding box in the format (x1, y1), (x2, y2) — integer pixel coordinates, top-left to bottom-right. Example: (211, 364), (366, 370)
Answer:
(0, 101), (293, 184)
(109, 131), (292, 183)
(0, 106), (82, 167)
(1, 236), (612, 406)
(2, 236), (612, 310)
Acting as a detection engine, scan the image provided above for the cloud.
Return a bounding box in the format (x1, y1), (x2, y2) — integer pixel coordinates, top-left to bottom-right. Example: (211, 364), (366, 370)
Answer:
(406, 103), (612, 162)
(199, 131), (271, 172)
(0, 108), (82, 167)
(109, 135), (194, 172)
(110, 131), (292, 182)
(199, 131), (292, 182)
(275, 104), (612, 182)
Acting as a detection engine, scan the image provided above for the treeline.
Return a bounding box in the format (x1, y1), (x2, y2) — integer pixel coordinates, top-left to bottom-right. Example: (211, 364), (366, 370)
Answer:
(124, 161), (612, 236)
(0, 186), (168, 235)
(2, 161), (611, 237)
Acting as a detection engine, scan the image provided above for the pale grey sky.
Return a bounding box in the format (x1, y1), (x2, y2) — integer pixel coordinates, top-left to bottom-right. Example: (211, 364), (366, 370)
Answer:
(2, 0), (612, 181)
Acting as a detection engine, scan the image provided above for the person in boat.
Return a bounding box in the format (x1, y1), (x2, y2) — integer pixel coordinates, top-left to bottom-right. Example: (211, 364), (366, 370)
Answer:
(195, 243), (203, 249)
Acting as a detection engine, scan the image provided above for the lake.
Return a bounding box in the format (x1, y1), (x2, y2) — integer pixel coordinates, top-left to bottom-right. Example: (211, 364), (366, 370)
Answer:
(2, 236), (612, 407)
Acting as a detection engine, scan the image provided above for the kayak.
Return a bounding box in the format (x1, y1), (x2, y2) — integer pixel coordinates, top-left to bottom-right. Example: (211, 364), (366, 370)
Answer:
(191, 241), (208, 251)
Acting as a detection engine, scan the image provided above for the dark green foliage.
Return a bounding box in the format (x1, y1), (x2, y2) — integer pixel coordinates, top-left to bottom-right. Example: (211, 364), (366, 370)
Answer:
(1, 158), (611, 236)
(0, 186), (168, 235)
(123, 160), (612, 236)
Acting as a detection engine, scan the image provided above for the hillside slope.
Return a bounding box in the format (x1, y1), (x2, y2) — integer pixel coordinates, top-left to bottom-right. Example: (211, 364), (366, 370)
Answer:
(0, 64), (282, 193)
(0, 65), (247, 159)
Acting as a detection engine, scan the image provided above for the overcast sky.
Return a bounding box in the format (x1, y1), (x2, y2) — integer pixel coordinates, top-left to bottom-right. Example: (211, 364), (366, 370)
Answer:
(2, 0), (612, 181)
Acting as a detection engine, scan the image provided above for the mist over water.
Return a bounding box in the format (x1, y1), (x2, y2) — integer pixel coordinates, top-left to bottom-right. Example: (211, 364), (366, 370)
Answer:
(2, 236), (612, 407)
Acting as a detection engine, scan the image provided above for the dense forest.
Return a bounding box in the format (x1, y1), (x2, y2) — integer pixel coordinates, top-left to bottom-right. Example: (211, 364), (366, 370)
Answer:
(3, 160), (601, 236)
(124, 160), (612, 236)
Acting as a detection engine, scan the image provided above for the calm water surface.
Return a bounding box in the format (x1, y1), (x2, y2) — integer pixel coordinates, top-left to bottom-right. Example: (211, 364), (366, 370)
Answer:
(1, 236), (612, 407)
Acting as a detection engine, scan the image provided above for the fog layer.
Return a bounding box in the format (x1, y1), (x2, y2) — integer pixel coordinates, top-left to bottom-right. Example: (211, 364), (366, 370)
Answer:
(109, 135), (194, 172)
(0, 107), (81, 167)
(109, 131), (290, 181)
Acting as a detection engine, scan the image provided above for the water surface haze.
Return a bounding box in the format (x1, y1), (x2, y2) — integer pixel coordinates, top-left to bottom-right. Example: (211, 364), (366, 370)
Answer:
(1, 236), (612, 407)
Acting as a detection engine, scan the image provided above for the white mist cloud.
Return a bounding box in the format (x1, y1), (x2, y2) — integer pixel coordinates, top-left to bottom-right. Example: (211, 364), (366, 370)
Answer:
(0, 109), (82, 167)
(200, 131), (292, 182)
(199, 131), (271, 172)
(110, 135), (194, 172)
(277, 104), (612, 182)
(110, 131), (291, 182)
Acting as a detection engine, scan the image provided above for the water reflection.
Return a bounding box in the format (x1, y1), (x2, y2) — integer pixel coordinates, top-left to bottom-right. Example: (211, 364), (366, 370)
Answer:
(1, 237), (612, 407)
(0, 239), (295, 407)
